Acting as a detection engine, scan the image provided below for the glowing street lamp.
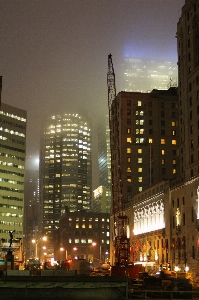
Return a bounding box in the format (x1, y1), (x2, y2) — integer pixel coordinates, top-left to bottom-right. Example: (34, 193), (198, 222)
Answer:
(92, 242), (102, 262)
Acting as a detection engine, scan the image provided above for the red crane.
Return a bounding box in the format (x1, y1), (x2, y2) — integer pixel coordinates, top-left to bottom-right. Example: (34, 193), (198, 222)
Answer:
(107, 54), (130, 267)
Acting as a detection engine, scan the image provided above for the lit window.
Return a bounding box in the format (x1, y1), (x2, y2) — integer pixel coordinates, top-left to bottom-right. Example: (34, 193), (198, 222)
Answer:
(136, 129), (139, 134)
(136, 120), (139, 125)
(75, 239), (79, 243)
(138, 149), (142, 154)
(161, 159), (165, 164)
(161, 150), (165, 155)
(140, 138), (144, 143)
(127, 148), (131, 153)
(172, 140), (177, 145)
(127, 167), (131, 172)
(161, 139), (165, 144)
(140, 120), (144, 125)
(127, 157), (131, 163)
(138, 177), (142, 182)
(172, 121), (176, 126)
(173, 159), (176, 165)
(88, 239), (93, 244)
(127, 176), (131, 182)
(172, 130), (176, 136)
(138, 158), (142, 163)
(140, 129), (144, 134)
(138, 168), (142, 173)
(106, 232), (110, 237)
(127, 137), (132, 143)
(56, 174), (60, 177)
(149, 138), (153, 144)
(127, 128), (131, 134)
(76, 223), (79, 228)
(138, 101), (142, 106)
(95, 218), (98, 221)
(82, 223), (85, 228)
(81, 239), (86, 243)
(173, 169), (177, 174)
(89, 224), (92, 228)
(69, 239), (72, 243)
(140, 111), (144, 116)
(139, 187), (143, 192)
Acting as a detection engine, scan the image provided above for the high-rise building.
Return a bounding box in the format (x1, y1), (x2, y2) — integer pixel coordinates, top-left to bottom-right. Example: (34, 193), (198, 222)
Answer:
(97, 115), (111, 213)
(0, 99), (27, 243)
(121, 58), (178, 93)
(177, 0), (199, 181)
(109, 88), (179, 204)
(40, 113), (92, 239)
(23, 169), (40, 260)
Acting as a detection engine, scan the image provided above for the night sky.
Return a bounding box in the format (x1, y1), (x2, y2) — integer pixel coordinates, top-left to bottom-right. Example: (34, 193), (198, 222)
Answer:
(1, 0), (185, 174)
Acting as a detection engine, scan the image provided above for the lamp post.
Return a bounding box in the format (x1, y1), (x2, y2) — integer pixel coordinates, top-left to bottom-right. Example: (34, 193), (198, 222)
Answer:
(92, 242), (102, 263)
(32, 236), (47, 260)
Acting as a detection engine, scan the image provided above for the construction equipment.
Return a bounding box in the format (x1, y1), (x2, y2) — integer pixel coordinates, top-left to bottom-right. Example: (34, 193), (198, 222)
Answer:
(107, 54), (130, 269)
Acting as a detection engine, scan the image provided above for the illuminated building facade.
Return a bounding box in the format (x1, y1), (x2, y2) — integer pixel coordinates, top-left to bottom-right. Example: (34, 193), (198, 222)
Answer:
(54, 210), (110, 265)
(110, 88), (179, 204)
(115, 0), (199, 274)
(122, 58), (177, 92)
(40, 113), (92, 240)
(98, 115), (111, 213)
(93, 186), (107, 213)
(23, 169), (40, 260)
(0, 99), (27, 250)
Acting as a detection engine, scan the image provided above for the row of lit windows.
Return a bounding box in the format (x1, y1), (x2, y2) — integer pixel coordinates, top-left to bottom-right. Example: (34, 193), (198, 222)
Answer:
(0, 212), (23, 218)
(68, 217), (109, 222)
(69, 238), (109, 244)
(1, 196), (23, 201)
(0, 161), (24, 169)
(0, 110), (26, 122)
(0, 221), (22, 226)
(0, 136), (25, 145)
(0, 178), (24, 185)
(0, 168), (24, 177)
(0, 204), (23, 210)
(0, 127), (25, 137)
(0, 152), (25, 161)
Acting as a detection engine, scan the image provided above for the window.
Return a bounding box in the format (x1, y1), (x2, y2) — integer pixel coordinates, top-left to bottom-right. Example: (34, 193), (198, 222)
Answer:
(127, 109), (131, 115)
(161, 150), (165, 155)
(127, 167), (131, 172)
(127, 176), (131, 182)
(161, 130), (165, 135)
(138, 168), (142, 173)
(161, 139), (165, 144)
(138, 101), (142, 106)
(161, 120), (165, 126)
(127, 157), (131, 163)
(127, 100), (131, 106)
(161, 111), (165, 117)
(138, 177), (142, 182)
(127, 137), (132, 143)
(127, 119), (131, 124)
(161, 159), (165, 165)
(138, 158), (142, 163)
(149, 120), (153, 125)
(138, 149), (142, 154)
(172, 130), (176, 136)
(127, 148), (131, 153)
(172, 140), (177, 145)
(127, 128), (131, 134)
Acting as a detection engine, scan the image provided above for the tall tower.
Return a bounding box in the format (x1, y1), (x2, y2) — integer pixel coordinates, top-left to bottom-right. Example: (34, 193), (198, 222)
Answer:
(110, 89), (179, 204)
(40, 113), (92, 239)
(177, 0), (199, 181)
(0, 102), (27, 242)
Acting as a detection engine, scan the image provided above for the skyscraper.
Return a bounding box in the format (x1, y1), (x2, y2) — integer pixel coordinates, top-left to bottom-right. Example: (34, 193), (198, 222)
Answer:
(0, 101), (27, 242)
(109, 88), (179, 204)
(97, 115), (111, 213)
(177, 0), (199, 181)
(40, 113), (92, 239)
(121, 58), (177, 93)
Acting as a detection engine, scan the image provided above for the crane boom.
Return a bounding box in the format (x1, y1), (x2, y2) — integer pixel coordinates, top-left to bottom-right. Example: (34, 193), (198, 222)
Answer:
(107, 54), (130, 267)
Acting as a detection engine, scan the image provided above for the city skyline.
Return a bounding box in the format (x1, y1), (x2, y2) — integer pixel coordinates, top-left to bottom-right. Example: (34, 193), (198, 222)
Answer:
(0, 0), (185, 178)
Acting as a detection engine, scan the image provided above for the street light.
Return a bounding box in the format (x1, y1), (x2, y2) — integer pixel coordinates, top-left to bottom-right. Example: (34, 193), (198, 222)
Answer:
(32, 236), (47, 260)
(92, 242), (102, 263)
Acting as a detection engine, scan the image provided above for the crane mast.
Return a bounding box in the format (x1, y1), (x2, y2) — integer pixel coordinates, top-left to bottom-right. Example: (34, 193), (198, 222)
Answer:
(107, 54), (130, 266)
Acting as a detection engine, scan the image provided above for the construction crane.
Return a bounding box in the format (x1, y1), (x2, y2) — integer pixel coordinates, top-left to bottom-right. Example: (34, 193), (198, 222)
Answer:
(107, 54), (130, 268)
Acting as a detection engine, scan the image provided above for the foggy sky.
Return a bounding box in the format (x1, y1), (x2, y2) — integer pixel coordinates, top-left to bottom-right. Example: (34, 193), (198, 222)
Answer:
(0, 0), (185, 172)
